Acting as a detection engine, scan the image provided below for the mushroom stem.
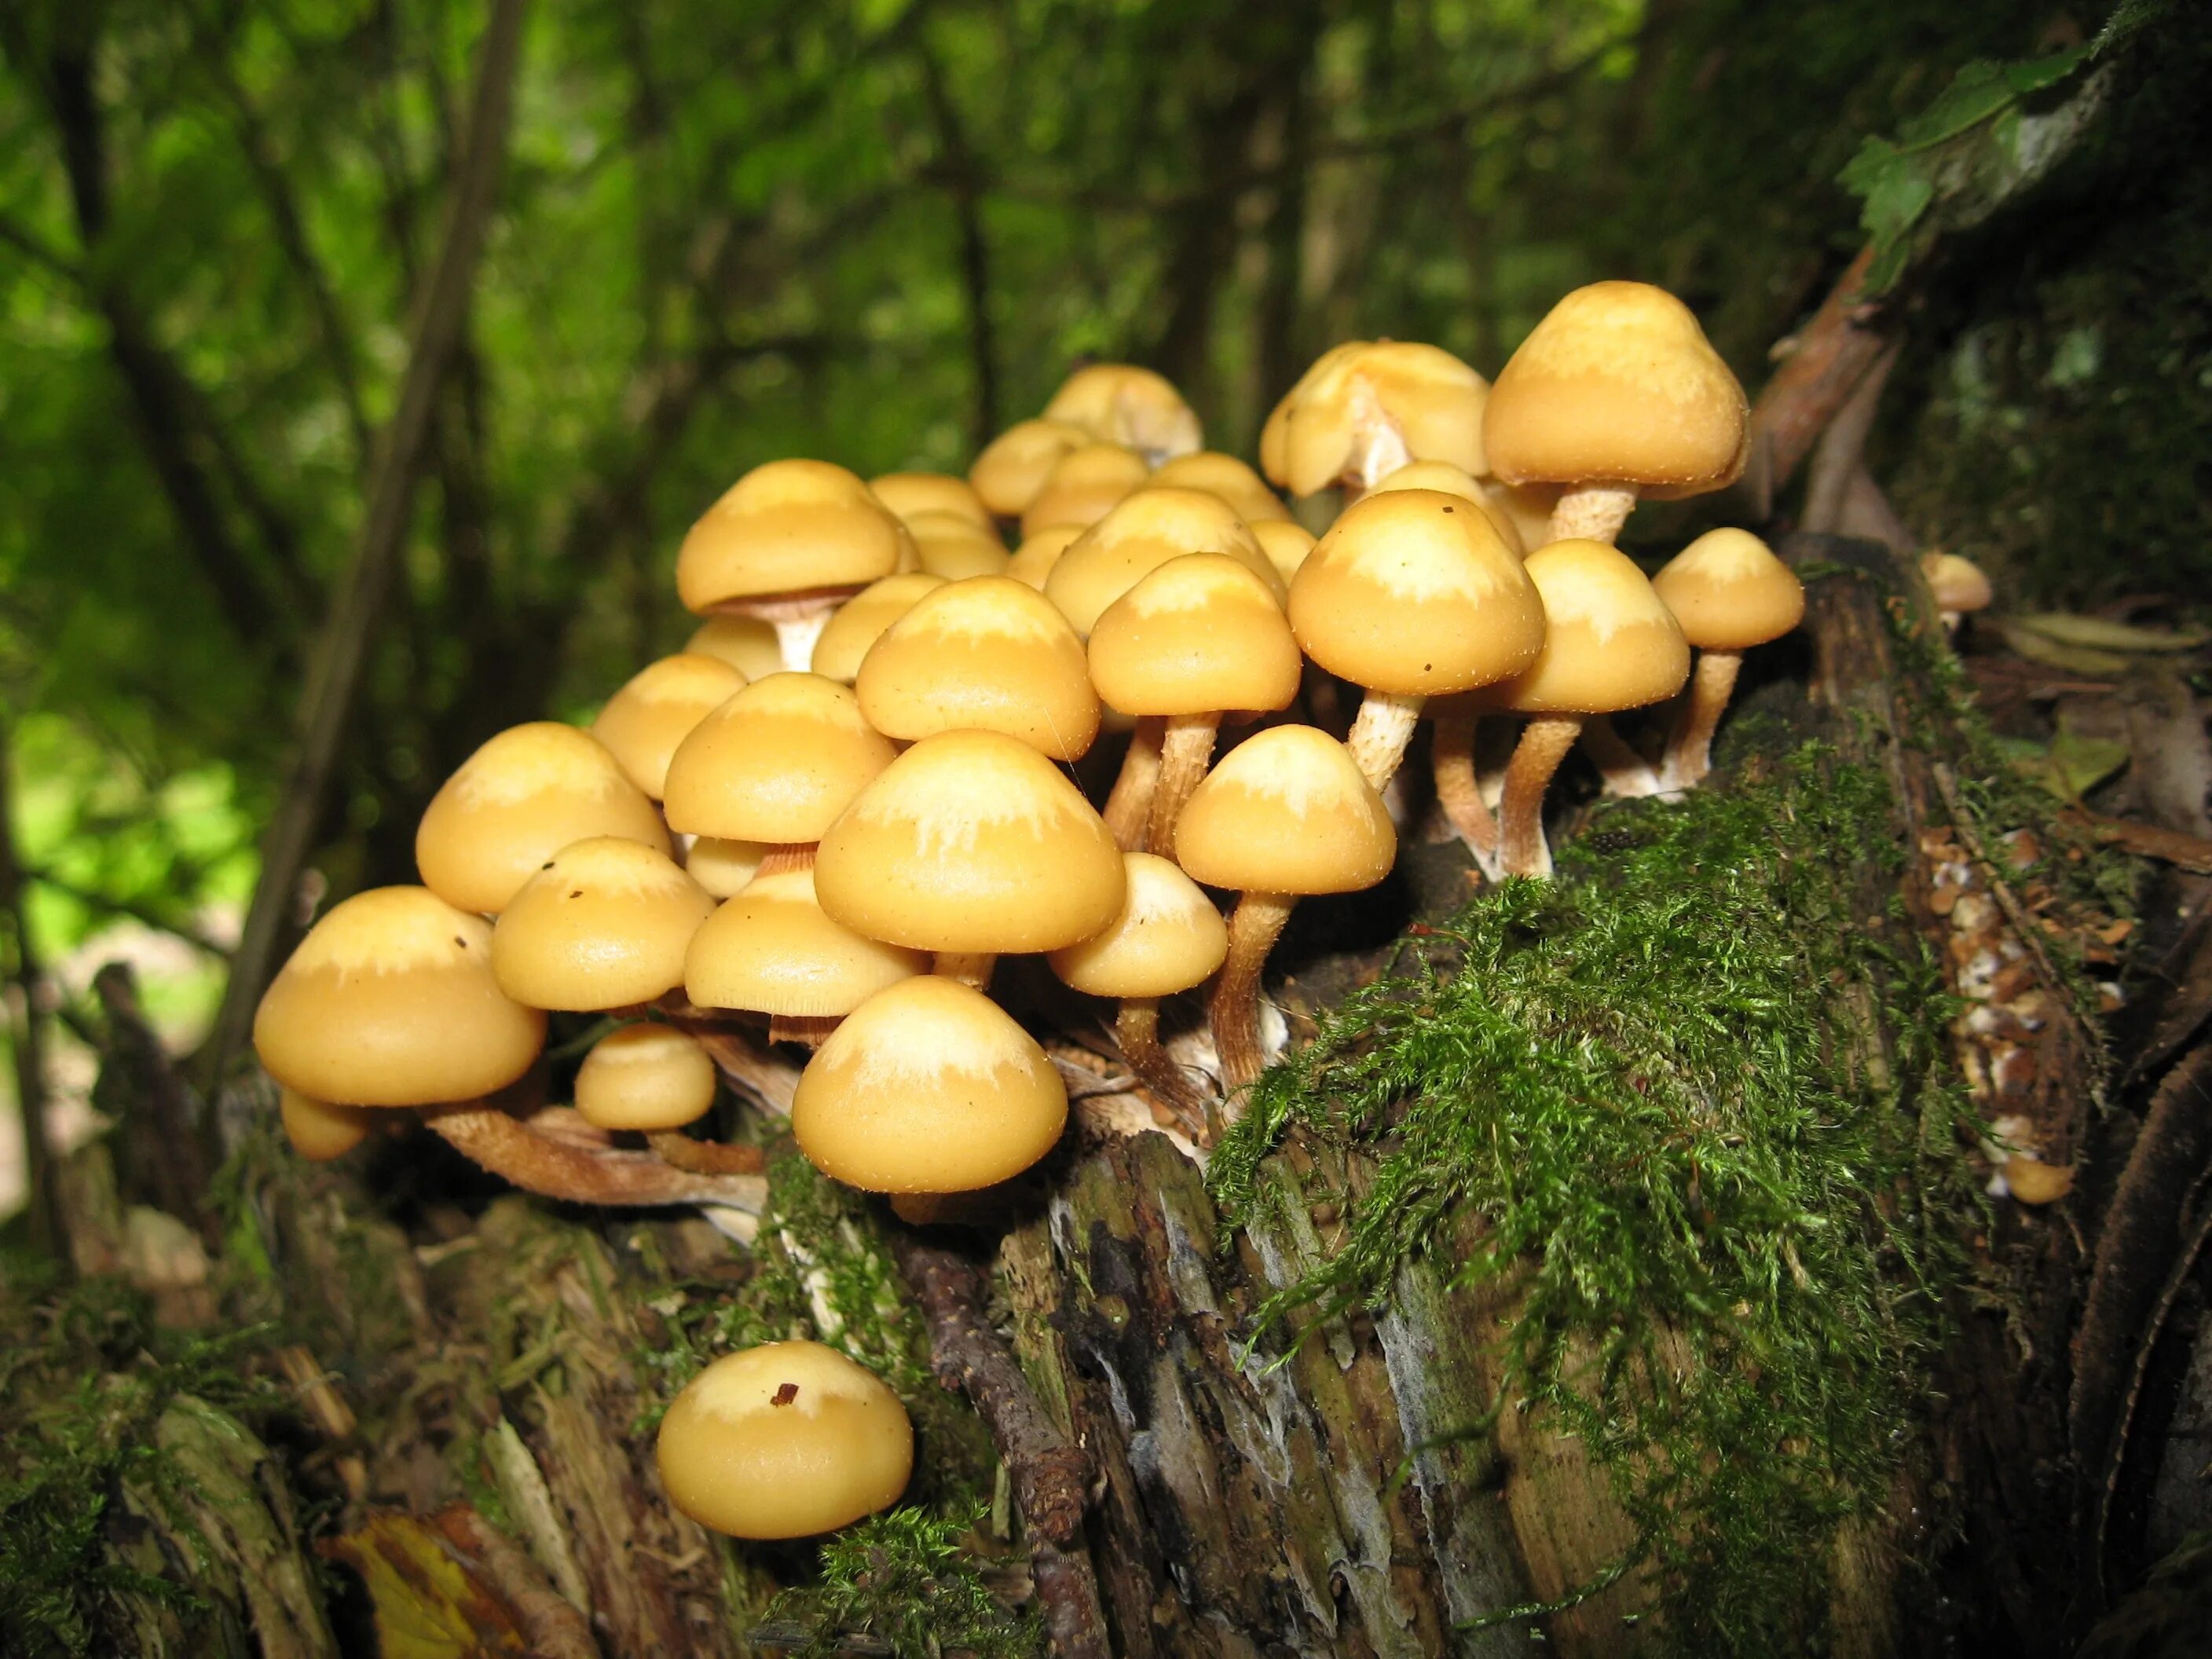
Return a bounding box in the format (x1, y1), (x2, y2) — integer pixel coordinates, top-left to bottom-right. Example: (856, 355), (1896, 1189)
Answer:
(933, 954), (997, 991)
(1345, 690), (1427, 793)
(767, 1013), (840, 1047)
(1115, 998), (1215, 1141)
(646, 1131), (768, 1177)
(1582, 714), (1664, 798)
(1658, 649), (1744, 792)
(1345, 390), (1412, 498)
(1432, 710), (1499, 866)
(1499, 715), (1585, 879)
(423, 1103), (767, 1209)
(1209, 892), (1298, 1097)
(1546, 482), (1638, 545)
(1145, 712), (1221, 855)
(1101, 716), (1166, 851)
(756, 841), (818, 877)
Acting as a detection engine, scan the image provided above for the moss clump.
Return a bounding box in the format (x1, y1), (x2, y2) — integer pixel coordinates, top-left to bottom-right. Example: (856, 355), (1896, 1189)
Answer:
(756, 1507), (1039, 1659)
(1210, 742), (1982, 1654)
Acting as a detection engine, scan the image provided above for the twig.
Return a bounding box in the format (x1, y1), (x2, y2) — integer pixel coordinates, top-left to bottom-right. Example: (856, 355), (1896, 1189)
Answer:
(1801, 339), (1899, 535)
(432, 1504), (598, 1659)
(2062, 809), (2212, 875)
(0, 712), (68, 1263)
(1030, 1540), (1112, 1659)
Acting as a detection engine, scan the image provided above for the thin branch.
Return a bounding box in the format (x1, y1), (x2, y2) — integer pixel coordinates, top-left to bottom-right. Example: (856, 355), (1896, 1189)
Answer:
(0, 712), (69, 1264)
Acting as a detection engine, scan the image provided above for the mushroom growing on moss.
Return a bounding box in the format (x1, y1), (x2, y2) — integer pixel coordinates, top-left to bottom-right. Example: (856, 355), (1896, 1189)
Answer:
(1650, 528), (1805, 792)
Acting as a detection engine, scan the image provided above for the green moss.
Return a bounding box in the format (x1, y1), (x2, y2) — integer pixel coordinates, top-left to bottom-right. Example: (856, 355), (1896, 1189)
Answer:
(1210, 742), (1987, 1654)
(756, 1508), (1039, 1659)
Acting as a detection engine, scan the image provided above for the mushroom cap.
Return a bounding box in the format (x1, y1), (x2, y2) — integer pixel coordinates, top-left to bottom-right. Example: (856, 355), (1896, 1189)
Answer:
(969, 419), (1090, 517)
(1041, 364), (1202, 460)
(810, 573), (947, 683)
(573, 1023), (717, 1131)
(676, 459), (917, 612)
(684, 837), (768, 899)
(1044, 486), (1283, 636)
(1261, 340), (1490, 496)
(687, 867), (928, 1017)
(254, 887), (546, 1107)
(792, 976), (1068, 1192)
(815, 730), (1126, 953)
(868, 471), (993, 529)
(591, 654), (749, 799)
(416, 723), (672, 915)
(655, 1340), (914, 1539)
(905, 510), (1011, 580)
(1149, 451), (1292, 523)
(685, 615), (786, 680)
(1483, 478), (1562, 552)
(1921, 551), (1993, 613)
(1371, 460), (1525, 555)
(490, 837), (713, 1012)
(1020, 443), (1152, 540)
(1650, 529), (1804, 650)
(1288, 489), (1547, 696)
(280, 1088), (375, 1162)
(1088, 554), (1302, 716)
(1252, 519), (1318, 588)
(1047, 852), (1228, 998)
(661, 674), (898, 844)
(1482, 282), (1748, 498)
(1174, 727), (1396, 895)
(1005, 524), (1086, 589)
(1500, 540), (1691, 715)
(856, 576), (1101, 760)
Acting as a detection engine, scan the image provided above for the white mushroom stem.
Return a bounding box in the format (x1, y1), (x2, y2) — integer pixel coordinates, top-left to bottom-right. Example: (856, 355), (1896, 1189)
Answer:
(1210, 892), (1298, 1097)
(933, 954), (997, 991)
(1101, 716), (1166, 851)
(1582, 714), (1664, 799)
(1431, 710), (1500, 868)
(1658, 650), (1744, 792)
(1345, 690), (1426, 794)
(423, 1103), (767, 1209)
(717, 594), (846, 672)
(1343, 382), (1412, 499)
(756, 841), (818, 876)
(1547, 482), (1638, 545)
(1499, 715), (1585, 879)
(1115, 998), (1214, 1141)
(1145, 712), (1222, 855)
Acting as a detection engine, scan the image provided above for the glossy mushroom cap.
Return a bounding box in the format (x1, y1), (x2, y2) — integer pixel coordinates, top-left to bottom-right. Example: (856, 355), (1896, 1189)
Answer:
(661, 673), (898, 844)
(1252, 519), (1318, 588)
(1371, 460), (1525, 554)
(687, 867), (927, 1017)
(676, 459), (916, 612)
(810, 573), (947, 683)
(573, 1024), (717, 1131)
(1005, 524), (1086, 588)
(1650, 529), (1804, 650)
(815, 730), (1125, 954)
(280, 1088), (375, 1161)
(1149, 452), (1291, 523)
(1921, 551), (1993, 613)
(1044, 486), (1283, 636)
(856, 576), (1101, 760)
(1500, 540), (1691, 714)
(1483, 282), (1748, 499)
(1174, 727), (1396, 895)
(869, 471), (992, 529)
(416, 723), (671, 915)
(1042, 363), (1202, 460)
(792, 976), (1068, 1191)
(1260, 340), (1490, 496)
(969, 419), (1090, 517)
(254, 886), (546, 1107)
(685, 615), (785, 680)
(1088, 554), (1302, 716)
(655, 1341), (914, 1539)
(684, 837), (769, 899)
(1288, 489), (1547, 696)
(591, 654), (748, 799)
(490, 837), (713, 1012)
(1020, 443), (1151, 540)
(1047, 853), (1228, 998)
(905, 510), (1011, 580)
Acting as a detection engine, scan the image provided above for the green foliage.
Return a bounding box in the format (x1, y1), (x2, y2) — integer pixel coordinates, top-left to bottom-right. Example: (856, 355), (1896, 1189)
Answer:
(759, 1508), (1038, 1659)
(1210, 743), (1982, 1652)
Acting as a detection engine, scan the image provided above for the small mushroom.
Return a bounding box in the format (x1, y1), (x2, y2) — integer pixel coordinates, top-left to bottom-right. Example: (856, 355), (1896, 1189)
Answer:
(682, 837), (769, 899)
(1042, 363), (1203, 463)
(685, 866), (927, 1045)
(684, 614), (784, 680)
(1251, 519), (1317, 589)
(573, 1023), (760, 1177)
(591, 654), (747, 799)
(1020, 442), (1152, 540)
(489, 837), (714, 1012)
(1261, 341), (1491, 499)
(279, 1087), (376, 1162)
(903, 509), (1012, 580)
(1005, 523), (1087, 589)
(1368, 460), (1526, 555)
(808, 573), (947, 683)
(1921, 551), (1993, 634)
(869, 471), (994, 529)
(1149, 451), (1293, 523)
(969, 419), (1090, 519)
(1650, 529), (1805, 792)
(1044, 486), (1284, 638)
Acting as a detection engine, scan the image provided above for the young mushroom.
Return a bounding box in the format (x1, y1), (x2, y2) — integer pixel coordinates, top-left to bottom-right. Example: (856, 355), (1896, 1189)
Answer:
(869, 471), (994, 529)
(1005, 523), (1086, 589)
(684, 614), (785, 681)
(1260, 340), (1490, 500)
(683, 837), (768, 899)
(573, 1024), (760, 1177)
(1251, 519), (1317, 590)
(808, 573), (947, 683)
(686, 866), (927, 1046)
(1921, 551), (1993, 634)
(1148, 451), (1293, 523)
(1649, 529), (1805, 791)
(1368, 460), (1526, 555)
(489, 837), (713, 1012)
(591, 654), (747, 800)
(1484, 281), (1748, 545)
(1042, 363), (1203, 463)
(1020, 442), (1152, 540)
(279, 1088), (376, 1162)
(969, 419), (1090, 521)
(903, 510), (1012, 580)
(655, 1341), (914, 1538)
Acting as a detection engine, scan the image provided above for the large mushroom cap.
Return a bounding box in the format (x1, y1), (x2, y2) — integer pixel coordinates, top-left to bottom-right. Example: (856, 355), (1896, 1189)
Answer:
(1483, 282), (1748, 499)
(573, 1023), (717, 1131)
(1371, 460), (1525, 555)
(1043, 486), (1282, 636)
(815, 730), (1125, 954)
(655, 1340), (914, 1538)
(687, 866), (927, 1017)
(1088, 554), (1302, 716)
(1288, 489), (1547, 695)
(676, 459), (915, 613)
(1047, 852), (1228, 998)
(1020, 443), (1152, 540)
(1261, 340), (1490, 496)
(810, 573), (947, 683)
(661, 673), (897, 844)
(1174, 727), (1396, 895)
(1005, 523), (1086, 589)
(1148, 451), (1291, 523)
(792, 976), (1068, 1192)
(1042, 364), (1202, 460)
(416, 723), (670, 915)
(856, 576), (1101, 760)
(591, 654), (748, 799)
(685, 614), (785, 680)
(869, 471), (992, 529)
(1251, 519), (1317, 588)
(489, 837), (713, 1012)
(1650, 528), (1804, 650)
(254, 886), (545, 1108)
(905, 510), (1011, 580)
(1501, 539), (1691, 714)
(969, 419), (1090, 518)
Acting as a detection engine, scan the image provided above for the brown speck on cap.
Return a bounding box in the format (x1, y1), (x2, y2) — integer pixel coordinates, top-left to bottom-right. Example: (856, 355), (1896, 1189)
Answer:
(772, 1382), (800, 1406)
